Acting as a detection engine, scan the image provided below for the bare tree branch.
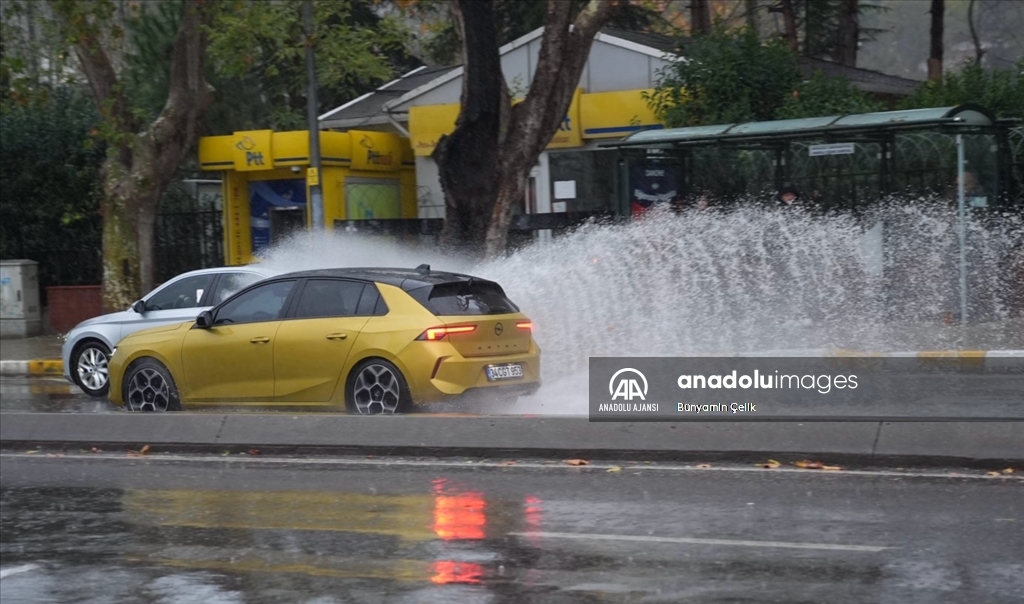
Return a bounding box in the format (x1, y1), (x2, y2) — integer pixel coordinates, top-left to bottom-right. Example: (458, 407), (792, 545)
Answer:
(968, 0), (984, 66)
(51, 0), (136, 132)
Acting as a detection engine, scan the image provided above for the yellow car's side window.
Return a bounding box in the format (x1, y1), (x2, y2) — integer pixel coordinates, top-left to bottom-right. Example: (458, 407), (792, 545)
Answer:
(214, 280), (295, 325)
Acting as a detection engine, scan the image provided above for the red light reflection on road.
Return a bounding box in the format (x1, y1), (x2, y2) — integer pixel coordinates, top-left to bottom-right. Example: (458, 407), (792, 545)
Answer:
(431, 560), (485, 584)
(523, 495), (544, 545)
(432, 478), (486, 541)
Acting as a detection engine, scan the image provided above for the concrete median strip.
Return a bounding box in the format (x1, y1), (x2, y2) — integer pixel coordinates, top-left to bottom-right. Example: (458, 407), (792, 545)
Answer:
(0, 349), (1020, 377)
(0, 413), (1020, 466)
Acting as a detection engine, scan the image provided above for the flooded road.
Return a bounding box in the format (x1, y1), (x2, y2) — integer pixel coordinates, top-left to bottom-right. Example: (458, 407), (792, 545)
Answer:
(2, 452), (1022, 603)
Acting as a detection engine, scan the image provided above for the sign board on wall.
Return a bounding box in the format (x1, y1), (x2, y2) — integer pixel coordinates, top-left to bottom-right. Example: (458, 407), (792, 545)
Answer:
(350, 131), (403, 172)
(409, 104), (460, 157)
(808, 143), (855, 157)
(546, 88), (583, 149)
(554, 180), (577, 199)
(232, 130), (274, 171)
(408, 89), (584, 156)
(580, 89), (663, 139)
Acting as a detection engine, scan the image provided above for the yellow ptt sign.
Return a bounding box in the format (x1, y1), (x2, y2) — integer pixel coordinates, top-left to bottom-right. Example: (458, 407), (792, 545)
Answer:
(350, 131), (403, 172)
(231, 130), (273, 171)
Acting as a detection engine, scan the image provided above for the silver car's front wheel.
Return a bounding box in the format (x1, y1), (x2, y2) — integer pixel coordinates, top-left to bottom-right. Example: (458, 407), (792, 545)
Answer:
(73, 342), (110, 397)
(124, 359), (181, 412)
(347, 360), (410, 414)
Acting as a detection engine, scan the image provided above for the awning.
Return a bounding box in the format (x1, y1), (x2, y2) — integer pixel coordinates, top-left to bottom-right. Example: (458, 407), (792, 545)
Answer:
(601, 105), (996, 148)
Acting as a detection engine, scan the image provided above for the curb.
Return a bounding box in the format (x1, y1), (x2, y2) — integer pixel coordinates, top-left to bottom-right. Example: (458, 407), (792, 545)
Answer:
(0, 350), (1020, 377)
(0, 359), (63, 377)
(1, 414), (1021, 468)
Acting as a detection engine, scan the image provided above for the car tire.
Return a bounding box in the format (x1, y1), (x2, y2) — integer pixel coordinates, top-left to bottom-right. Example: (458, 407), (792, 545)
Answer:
(345, 359), (412, 415)
(122, 358), (182, 412)
(72, 340), (111, 398)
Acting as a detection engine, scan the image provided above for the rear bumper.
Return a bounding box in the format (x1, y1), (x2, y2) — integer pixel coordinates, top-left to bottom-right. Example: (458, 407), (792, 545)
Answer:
(403, 343), (541, 404)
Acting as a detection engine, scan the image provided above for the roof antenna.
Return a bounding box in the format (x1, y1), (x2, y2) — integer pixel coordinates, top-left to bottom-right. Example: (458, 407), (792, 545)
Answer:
(416, 264), (430, 274)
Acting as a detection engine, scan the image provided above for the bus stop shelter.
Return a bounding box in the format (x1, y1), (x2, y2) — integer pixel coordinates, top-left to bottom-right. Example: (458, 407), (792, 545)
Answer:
(604, 104), (1022, 214)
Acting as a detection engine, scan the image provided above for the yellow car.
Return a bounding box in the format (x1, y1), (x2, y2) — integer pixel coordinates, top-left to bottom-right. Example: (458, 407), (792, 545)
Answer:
(107, 266), (540, 413)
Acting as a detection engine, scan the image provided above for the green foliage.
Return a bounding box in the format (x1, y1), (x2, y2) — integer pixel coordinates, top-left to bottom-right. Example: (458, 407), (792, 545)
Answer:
(777, 70), (883, 119)
(651, 28), (800, 127)
(899, 60), (1024, 119)
(123, 0), (182, 123)
(206, 0), (416, 132)
(652, 27), (897, 127)
(0, 88), (104, 283)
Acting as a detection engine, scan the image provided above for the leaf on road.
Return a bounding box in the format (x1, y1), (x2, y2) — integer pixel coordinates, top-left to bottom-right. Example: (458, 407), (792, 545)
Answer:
(1003, 468), (1015, 474)
(759, 459), (781, 469)
(247, 448), (261, 456)
(140, 445), (151, 455)
(24, 450), (37, 455)
(607, 465), (622, 473)
(822, 465), (843, 471)
(695, 463), (712, 469)
(795, 460), (825, 469)
(565, 459), (589, 466)
(90, 447), (102, 453)
(986, 471), (1002, 477)
(497, 461), (517, 466)
(222, 451), (231, 456)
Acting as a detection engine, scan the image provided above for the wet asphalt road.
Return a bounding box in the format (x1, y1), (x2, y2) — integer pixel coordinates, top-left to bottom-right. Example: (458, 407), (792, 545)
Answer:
(1, 452), (1022, 603)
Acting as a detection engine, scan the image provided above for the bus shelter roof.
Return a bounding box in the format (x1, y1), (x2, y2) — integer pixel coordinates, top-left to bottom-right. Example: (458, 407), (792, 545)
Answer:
(602, 105), (996, 149)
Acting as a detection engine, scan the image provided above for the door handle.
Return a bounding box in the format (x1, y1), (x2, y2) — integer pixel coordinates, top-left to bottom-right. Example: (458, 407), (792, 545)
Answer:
(326, 333), (348, 340)
(249, 337), (271, 344)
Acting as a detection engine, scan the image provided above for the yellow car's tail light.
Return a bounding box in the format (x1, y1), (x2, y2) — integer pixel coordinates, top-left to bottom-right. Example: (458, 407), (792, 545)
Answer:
(516, 321), (533, 332)
(417, 325), (477, 341)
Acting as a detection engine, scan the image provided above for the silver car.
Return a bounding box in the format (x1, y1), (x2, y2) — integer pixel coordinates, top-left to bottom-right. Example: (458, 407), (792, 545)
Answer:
(62, 266), (277, 397)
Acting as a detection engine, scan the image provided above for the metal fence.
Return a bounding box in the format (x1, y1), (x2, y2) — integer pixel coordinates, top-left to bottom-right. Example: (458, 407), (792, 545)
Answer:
(154, 209), (224, 283)
(4, 180), (225, 303)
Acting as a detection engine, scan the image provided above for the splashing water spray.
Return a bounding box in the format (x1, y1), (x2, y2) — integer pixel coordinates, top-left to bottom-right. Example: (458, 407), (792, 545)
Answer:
(257, 199), (1024, 414)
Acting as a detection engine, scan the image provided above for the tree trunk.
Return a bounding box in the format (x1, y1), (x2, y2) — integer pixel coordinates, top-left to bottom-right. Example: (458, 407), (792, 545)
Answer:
(836, 0), (858, 67)
(434, 0), (616, 259)
(57, 0), (213, 309)
(99, 158), (141, 311)
(690, 0), (712, 36)
(433, 0), (504, 256)
(483, 0), (616, 258)
(928, 0), (944, 82)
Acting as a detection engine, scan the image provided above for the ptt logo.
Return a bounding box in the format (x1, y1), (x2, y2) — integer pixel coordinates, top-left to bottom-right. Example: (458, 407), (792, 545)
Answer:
(558, 116), (572, 132)
(609, 368), (648, 401)
(235, 136), (264, 166)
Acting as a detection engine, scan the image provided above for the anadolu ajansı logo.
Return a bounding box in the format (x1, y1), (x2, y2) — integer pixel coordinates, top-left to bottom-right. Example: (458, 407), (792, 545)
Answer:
(609, 368), (648, 401)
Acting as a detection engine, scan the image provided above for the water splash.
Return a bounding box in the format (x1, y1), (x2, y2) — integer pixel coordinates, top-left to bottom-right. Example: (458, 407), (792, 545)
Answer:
(256, 199), (1024, 390)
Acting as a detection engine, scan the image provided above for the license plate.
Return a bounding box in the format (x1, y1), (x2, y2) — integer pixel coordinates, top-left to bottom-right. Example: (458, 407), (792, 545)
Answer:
(486, 364), (524, 381)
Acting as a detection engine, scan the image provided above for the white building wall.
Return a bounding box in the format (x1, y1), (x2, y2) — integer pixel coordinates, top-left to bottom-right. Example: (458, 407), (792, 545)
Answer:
(415, 156), (445, 220)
